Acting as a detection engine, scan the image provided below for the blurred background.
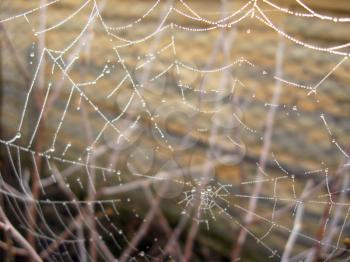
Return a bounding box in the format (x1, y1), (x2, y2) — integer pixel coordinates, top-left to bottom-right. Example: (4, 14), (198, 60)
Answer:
(0, 0), (350, 261)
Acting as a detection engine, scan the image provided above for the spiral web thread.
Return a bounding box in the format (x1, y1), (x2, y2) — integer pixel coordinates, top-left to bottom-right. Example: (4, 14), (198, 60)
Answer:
(0, 0), (350, 261)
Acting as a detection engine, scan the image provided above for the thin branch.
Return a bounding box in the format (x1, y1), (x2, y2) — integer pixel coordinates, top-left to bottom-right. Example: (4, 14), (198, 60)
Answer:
(162, 214), (188, 259)
(183, 2), (235, 260)
(143, 187), (183, 260)
(0, 240), (28, 257)
(0, 207), (42, 261)
(306, 152), (350, 262)
(40, 165), (115, 261)
(102, 155), (235, 196)
(183, 201), (201, 262)
(118, 179), (170, 262)
(0, 25), (30, 82)
(281, 180), (313, 261)
(231, 27), (286, 261)
(26, 0), (47, 251)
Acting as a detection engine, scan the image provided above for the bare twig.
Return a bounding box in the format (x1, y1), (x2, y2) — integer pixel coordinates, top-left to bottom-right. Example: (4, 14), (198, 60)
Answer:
(183, 201), (201, 262)
(231, 29), (285, 261)
(183, 6), (236, 259)
(0, 240), (28, 257)
(162, 214), (189, 259)
(102, 155), (235, 196)
(0, 33), (3, 141)
(40, 165), (115, 261)
(306, 152), (350, 262)
(0, 206), (42, 261)
(282, 180), (313, 261)
(143, 187), (183, 260)
(0, 25), (30, 82)
(118, 182), (169, 262)
(26, 0), (47, 252)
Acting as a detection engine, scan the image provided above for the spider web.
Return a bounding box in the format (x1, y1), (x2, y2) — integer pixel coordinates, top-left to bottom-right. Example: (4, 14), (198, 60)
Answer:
(0, 0), (350, 261)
